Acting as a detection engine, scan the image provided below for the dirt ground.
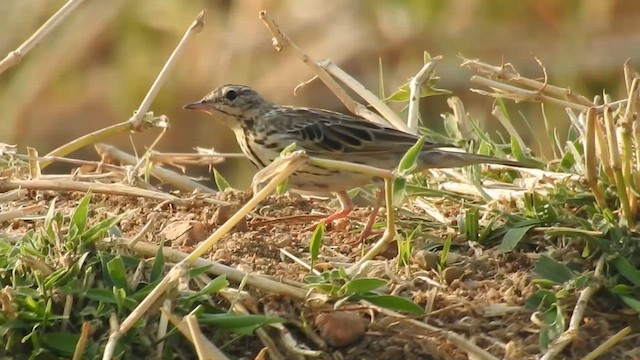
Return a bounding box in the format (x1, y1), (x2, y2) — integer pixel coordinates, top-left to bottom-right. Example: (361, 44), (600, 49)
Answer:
(3, 189), (638, 359)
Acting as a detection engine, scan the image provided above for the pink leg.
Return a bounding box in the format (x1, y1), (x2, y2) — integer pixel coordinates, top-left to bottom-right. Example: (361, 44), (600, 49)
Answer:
(322, 191), (355, 223)
(361, 189), (384, 239)
(347, 189), (385, 244)
(306, 191), (355, 232)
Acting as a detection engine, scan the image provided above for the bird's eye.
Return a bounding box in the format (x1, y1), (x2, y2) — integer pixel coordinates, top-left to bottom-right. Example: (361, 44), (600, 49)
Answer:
(225, 90), (238, 101)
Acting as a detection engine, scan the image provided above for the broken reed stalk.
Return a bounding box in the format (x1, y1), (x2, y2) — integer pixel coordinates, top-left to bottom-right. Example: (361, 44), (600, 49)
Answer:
(0, 0), (86, 75)
(584, 108), (608, 210)
(319, 59), (410, 132)
(259, 10), (414, 132)
(621, 77), (640, 218)
(603, 107), (633, 225)
(42, 10), (206, 170)
(407, 55), (443, 134)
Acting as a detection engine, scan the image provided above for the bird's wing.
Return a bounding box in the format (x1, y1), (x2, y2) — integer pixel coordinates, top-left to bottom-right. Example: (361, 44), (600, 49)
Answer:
(272, 107), (452, 156)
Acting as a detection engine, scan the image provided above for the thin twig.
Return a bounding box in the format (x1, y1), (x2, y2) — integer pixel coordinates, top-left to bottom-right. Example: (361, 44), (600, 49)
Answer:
(0, 0), (86, 75)
(95, 143), (218, 196)
(259, 11), (399, 129)
(0, 178), (188, 205)
(129, 10), (206, 128)
(44, 10), (206, 169)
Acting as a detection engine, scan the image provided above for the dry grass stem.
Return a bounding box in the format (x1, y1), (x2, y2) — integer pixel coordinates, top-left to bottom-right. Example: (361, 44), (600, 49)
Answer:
(185, 315), (223, 360)
(0, 189), (27, 203)
(217, 292), (288, 360)
(114, 238), (307, 299)
(470, 76), (591, 111)
(162, 311), (229, 360)
(127, 213), (160, 249)
(319, 59), (410, 132)
(188, 152), (307, 262)
(43, 10), (205, 169)
(584, 108), (608, 209)
(42, 116), (167, 169)
(26, 147), (41, 179)
(148, 149), (244, 167)
(71, 322), (92, 360)
(103, 312), (120, 360)
(0, 0), (86, 75)
(540, 254), (607, 360)
(447, 97), (471, 139)
(603, 107), (633, 224)
(252, 151), (310, 193)
(491, 106), (527, 151)
(10, 152), (126, 174)
(463, 59), (593, 106)
(95, 143), (218, 195)
(581, 326), (633, 360)
(0, 204), (43, 223)
(129, 10), (206, 128)
(407, 55), (443, 133)
(348, 178), (396, 275)
(259, 11), (397, 129)
(0, 178), (188, 205)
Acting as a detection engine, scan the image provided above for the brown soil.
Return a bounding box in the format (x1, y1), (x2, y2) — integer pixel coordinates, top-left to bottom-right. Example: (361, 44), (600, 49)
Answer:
(2, 189), (637, 360)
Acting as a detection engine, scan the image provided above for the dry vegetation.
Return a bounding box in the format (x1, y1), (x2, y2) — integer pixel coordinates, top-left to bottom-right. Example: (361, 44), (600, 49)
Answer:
(1, 1), (640, 359)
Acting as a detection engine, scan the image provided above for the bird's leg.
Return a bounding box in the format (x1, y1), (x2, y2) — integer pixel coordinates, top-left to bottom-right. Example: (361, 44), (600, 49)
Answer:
(347, 189), (385, 244)
(322, 191), (355, 223)
(305, 191), (355, 232)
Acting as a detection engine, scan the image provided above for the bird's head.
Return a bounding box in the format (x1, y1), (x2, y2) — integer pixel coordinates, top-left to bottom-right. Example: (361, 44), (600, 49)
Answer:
(183, 85), (271, 124)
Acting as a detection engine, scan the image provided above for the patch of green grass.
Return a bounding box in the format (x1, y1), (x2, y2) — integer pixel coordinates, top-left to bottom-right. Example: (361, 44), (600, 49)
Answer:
(0, 193), (281, 358)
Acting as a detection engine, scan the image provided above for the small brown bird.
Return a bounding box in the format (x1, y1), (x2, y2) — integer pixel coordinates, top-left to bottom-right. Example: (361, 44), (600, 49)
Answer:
(184, 84), (532, 240)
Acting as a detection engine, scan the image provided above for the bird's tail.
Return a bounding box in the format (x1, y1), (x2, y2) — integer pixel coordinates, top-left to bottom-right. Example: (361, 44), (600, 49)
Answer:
(418, 149), (536, 169)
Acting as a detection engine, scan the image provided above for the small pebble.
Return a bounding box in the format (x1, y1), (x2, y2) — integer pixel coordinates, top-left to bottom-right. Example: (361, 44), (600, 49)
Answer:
(315, 312), (367, 347)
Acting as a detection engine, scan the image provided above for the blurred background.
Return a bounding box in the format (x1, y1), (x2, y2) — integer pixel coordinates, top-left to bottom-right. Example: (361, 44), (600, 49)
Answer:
(1, 0), (639, 188)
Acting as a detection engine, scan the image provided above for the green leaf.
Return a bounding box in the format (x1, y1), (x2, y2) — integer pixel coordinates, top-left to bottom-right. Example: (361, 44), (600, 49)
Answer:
(360, 294), (424, 315)
(533, 256), (575, 284)
(439, 236), (452, 271)
(539, 304), (565, 349)
(106, 256), (129, 293)
(340, 278), (387, 296)
(193, 275), (228, 297)
(213, 168), (230, 191)
(610, 284), (633, 295)
(464, 208), (479, 242)
(43, 197), (58, 242)
(397, 136), (426, 175)
(189, 264), (213, 278)
(42, 332), (80, 355)
(525, 289), (558, 309)
(383, 82), (450, 102)
(511, 137), (525, 161)
(499, 225), (534, 252)
(80, 214), (125, 244)
(610, 256), (640, 288)
(303, 274), (326, 284)
(619, 294), (640, 313)
(85, 288), (117, 303)
(443, 113), (463, 140)
(309, 222), (325, 270)
(392, 177), (406, 205)
(150, 245), (165, 282)
(198, 314), (284, 335)
(70, 193), (92, 234)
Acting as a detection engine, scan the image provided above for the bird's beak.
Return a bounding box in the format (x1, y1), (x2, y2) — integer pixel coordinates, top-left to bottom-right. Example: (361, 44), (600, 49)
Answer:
(183, 100), (206, 110)
(183, 100), (212, 115)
